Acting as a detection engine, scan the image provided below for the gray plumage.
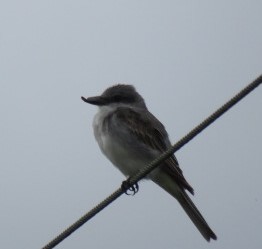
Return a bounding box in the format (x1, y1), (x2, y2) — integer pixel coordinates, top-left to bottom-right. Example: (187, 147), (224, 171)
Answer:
(82, 84), (217, 241)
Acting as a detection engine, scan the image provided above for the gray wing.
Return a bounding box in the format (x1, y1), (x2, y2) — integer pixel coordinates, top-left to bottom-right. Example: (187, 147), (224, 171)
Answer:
(111, 107), (194, 195)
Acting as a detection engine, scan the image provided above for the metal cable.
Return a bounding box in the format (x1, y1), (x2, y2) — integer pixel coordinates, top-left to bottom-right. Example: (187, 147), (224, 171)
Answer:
(42, 75), (261, 249)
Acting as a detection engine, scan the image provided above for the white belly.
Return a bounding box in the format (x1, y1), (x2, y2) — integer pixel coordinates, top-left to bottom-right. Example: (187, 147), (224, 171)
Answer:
(92, 106), (149, 177)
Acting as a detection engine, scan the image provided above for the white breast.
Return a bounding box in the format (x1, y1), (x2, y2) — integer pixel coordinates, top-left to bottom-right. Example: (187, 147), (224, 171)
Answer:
(92, 105), (147, 177)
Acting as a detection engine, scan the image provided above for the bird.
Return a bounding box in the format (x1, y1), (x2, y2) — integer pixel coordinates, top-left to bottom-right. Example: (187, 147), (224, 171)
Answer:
(81, 84), (217, 241)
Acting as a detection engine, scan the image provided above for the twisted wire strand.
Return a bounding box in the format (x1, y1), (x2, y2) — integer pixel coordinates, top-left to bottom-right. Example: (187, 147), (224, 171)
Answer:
(42, 75), (261, 249)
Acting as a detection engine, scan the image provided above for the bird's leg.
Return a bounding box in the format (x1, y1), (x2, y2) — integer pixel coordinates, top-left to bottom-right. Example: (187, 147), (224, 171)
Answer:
(121, 177), (139, 196)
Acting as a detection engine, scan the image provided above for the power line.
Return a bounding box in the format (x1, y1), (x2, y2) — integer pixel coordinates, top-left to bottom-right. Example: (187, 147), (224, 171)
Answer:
(42, 75), (261, 249)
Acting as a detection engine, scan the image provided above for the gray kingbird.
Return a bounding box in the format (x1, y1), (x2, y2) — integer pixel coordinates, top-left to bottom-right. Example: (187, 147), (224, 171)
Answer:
(82, 84), (217, 241)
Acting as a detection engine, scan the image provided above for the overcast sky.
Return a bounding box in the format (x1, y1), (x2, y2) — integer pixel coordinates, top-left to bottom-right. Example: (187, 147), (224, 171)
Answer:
(1, 1), (261, 249)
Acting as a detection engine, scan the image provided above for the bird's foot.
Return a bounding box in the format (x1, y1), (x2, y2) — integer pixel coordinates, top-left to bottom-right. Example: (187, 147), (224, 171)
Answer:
(121, 178), (139, 196)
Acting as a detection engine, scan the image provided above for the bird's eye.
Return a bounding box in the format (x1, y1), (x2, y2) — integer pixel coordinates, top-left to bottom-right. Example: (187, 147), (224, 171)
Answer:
(113, 95), (122, 102)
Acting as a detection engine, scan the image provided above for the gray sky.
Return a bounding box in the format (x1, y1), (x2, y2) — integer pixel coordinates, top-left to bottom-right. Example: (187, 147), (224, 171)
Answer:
(1, 1), (261, 249)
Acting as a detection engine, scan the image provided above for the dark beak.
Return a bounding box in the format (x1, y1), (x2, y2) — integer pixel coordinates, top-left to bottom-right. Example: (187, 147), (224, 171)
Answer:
(81, 96), (107, 106)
